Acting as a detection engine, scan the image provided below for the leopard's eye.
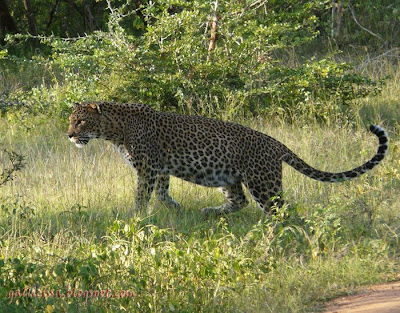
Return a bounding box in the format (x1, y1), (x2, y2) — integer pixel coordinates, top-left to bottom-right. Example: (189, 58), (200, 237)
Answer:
(75, 120), (85, 127)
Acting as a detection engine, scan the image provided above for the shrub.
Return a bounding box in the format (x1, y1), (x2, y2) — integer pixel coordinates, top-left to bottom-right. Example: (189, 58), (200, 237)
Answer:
(0, 149), (25, 188)
(1, 0), (383, 122)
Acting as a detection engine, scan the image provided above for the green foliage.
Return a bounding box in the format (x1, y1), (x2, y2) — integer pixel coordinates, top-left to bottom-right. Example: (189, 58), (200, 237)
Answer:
(333, 0), (400, 48)
(3, 0), (400, 49)
(0, 204), (398, 312)
(258, 59), (384, 121)
(0, 49), (7, 60)
(2, 0), (381, 122)
(0, 149), (25, 187)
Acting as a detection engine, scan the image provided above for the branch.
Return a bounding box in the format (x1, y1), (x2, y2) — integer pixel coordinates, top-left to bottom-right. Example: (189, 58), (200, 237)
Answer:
(357, 48), (400, 69)
(348, 2), (382, 40)
(0, 150), (25, 187)
(239, 0), (268, 19)
(62, 0), (84, 19)
(47, 0), (61, 29)
(207, 0), (218, 61)
(22, 0), (38, 36)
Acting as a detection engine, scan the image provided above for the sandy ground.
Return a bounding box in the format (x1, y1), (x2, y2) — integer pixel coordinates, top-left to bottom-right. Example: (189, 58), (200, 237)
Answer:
(324, 281), (400, 313)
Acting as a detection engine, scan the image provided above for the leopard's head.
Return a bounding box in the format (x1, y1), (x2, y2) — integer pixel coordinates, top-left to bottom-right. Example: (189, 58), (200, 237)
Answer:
(67, 102), (104, 148)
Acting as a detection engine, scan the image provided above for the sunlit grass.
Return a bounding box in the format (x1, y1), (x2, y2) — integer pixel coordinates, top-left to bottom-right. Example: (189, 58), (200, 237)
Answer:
(0, 56), (399, 312)
(1, 111), (399, 312)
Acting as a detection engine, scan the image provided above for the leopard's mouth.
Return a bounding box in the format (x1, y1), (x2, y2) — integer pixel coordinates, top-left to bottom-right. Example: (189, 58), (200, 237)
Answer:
(69, 136), (90, 148)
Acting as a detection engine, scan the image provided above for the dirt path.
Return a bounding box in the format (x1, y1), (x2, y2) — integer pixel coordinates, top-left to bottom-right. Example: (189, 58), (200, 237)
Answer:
(324, 281), (400, 313)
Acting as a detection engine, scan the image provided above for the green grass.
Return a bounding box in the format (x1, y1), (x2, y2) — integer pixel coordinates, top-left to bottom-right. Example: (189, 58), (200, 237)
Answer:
(0, 52), (399, 312)
(357, 59), (400, 128)
(0, 107), (399, 312)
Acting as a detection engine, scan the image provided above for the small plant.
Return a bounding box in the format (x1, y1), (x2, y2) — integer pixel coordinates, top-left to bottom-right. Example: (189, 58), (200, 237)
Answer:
(0, 149), (25, 187)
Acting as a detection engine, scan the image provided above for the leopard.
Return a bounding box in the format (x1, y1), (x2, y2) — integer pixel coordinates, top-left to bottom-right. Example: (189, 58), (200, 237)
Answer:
(67, 101), (389, 215)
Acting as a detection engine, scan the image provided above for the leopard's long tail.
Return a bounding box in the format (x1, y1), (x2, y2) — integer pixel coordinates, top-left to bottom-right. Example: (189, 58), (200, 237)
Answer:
(282, 125), (388, 182)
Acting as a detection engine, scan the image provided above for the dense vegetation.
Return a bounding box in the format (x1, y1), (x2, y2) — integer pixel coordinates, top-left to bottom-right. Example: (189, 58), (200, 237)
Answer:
(0, 0), (399, 312)
(1, 0), (398, 120)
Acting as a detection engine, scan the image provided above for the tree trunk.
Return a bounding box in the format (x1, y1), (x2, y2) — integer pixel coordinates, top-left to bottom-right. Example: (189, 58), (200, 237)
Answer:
(335, 0), (343, 38)
(22, 0), (37, 36)
(207, 0), (218, 61)
(47, 0), (61, 29)
(0, 0), (19, 43)
(331, 0), (344, 39)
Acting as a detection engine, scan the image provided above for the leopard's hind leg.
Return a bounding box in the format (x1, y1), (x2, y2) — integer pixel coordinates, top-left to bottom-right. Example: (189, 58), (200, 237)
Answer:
(202, 181), (249, 216)
(244, 163), (283, 214)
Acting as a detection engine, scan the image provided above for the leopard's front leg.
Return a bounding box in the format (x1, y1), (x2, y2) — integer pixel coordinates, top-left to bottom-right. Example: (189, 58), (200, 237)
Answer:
(116, 143), (160, 213)
(134, 169), (157, 212)
(155, 175), (181, 209)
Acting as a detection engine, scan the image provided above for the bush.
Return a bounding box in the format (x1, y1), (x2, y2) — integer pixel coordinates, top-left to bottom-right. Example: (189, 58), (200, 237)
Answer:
(0, 210), (341, 312)
(0, 149), (25, 187)
(1, 0), (383, 122)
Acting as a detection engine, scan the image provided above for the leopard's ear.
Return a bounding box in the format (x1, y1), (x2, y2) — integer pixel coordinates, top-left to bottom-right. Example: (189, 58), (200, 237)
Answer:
(87, 102), (102, 114)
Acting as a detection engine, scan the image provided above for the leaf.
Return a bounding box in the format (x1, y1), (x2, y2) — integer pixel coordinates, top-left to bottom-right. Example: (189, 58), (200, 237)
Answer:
(45, 305), (54, 313)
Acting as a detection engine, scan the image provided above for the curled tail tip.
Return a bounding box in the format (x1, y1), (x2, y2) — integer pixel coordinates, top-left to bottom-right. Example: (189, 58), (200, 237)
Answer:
(369, 124), (389, 164)
(370, 124), (387, 137)
(370, 124), (389, 145)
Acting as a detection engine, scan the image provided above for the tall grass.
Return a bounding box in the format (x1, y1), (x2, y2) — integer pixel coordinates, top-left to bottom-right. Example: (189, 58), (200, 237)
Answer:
(357, 59), (400, 127)
(0, 104), (399, 311)
(0, 52), (399, 312)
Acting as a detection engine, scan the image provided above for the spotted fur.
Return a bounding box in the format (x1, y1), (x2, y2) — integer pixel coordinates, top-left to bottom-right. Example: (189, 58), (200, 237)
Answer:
(67, 102), (388, 214)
